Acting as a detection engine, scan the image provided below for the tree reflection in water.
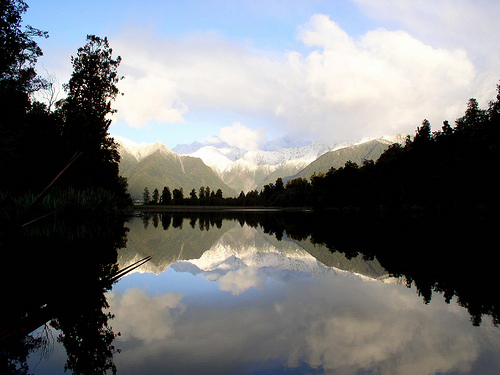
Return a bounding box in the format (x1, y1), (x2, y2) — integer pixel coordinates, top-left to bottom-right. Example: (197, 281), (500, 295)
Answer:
(139, 209), (499, 327)
(1, 207), (497, 374)
(0, 210), (133, 375)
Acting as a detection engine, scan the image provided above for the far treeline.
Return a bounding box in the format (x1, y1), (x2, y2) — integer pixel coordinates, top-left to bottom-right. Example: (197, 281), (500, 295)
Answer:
(143, 89), (500, 214)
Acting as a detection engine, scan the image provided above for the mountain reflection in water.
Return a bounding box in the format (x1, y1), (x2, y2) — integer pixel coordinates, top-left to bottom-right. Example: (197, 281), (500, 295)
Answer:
(4, 210), (499, 374)
(107, 211), (498, 375)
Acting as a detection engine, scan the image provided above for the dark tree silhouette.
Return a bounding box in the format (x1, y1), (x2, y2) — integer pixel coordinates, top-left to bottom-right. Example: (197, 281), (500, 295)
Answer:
(142, 187), (150, 205)
(152, 188), (159, 204)
(57, 35), (128, 203)
(161, 186), (172, 205)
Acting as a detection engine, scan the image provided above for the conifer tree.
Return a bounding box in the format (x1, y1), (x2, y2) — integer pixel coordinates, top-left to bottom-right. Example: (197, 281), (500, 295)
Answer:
(142, 187), (150, 205)
(161, 186), (172, 205)
(58, 35), (127, 200)
(152, 188), (159, 204)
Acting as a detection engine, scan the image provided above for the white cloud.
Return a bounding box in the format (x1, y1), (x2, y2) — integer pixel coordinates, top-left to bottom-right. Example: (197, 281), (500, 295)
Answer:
(112, 31), (285, 128)
(276, 14), (476, 141)
(217, 266), (266, 295)
(111, 12), (491, 143)
(107, 288), (185, 343)
(215, 122), (267, 151)
(352, 0), (500, 103)
(109, 274), (497, 374)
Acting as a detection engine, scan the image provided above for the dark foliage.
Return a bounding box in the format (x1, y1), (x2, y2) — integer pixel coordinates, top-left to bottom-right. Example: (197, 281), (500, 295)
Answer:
(0, 1), (131, 207)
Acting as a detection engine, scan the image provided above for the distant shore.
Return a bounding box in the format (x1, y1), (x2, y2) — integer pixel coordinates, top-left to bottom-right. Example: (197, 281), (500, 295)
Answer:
(127, 205), (312, 213)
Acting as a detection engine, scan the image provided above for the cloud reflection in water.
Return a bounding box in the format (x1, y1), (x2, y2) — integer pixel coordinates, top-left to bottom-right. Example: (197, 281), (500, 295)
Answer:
(106, 222), (499, 375)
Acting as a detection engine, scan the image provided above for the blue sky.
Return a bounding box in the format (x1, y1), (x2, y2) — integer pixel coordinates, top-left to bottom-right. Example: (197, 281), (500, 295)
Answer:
(24, 0), (500, 149)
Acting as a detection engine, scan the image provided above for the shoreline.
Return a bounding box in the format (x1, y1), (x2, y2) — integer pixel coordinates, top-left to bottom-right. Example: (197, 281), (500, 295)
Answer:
(126, 205), (313, 213)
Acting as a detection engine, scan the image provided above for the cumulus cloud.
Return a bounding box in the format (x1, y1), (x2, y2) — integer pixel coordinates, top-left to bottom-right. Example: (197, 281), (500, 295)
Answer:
(111, 12), (489, 143)
(112, 31), (284, 128)
(209, 122), (267, 151)
(352, 0), (500, 103)
(217, 266), (266, 295)
(277, 14), (476, 140)
(109, 274), (496, 375)
(107, 288), (185, 343)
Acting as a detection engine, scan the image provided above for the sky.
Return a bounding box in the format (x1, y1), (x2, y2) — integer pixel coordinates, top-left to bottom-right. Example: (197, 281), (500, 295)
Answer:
(23, 0), (500, 150)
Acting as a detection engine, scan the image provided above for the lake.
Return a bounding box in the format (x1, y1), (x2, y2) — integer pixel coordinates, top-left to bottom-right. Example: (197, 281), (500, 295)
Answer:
(4, 210), (499, 374)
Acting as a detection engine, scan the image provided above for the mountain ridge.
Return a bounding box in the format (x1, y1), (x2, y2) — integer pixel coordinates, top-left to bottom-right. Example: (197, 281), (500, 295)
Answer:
(114, 134), (408, 197)
(115, 137), (238, 200)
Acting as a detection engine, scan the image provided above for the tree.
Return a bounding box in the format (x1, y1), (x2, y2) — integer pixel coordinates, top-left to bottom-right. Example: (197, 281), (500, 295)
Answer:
(58, 35), (126, 197)
(39, 68), (61, 111)
(238, 191), (245, 205)
(215, 189), (223, 199)
(152, 188), (159, 204)
(172, 188), (184, 204)
(285, 177), (310, 207)
(456, 98), (487, 132)
(0, 0), (49, 191)
(199, 186), (205, 199)
(0, 0), (48, 93)
(441, 120), (453, 136)
(190, 188), (197, 200)
(142, 187), (150, 205)
(412, 119), (432, 148)
(275, 177), (284, 192)
(161, 186), (171, 205)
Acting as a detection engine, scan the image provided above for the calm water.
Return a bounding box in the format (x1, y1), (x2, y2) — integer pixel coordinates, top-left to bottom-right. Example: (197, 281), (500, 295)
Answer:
(19, 212), (500, 374)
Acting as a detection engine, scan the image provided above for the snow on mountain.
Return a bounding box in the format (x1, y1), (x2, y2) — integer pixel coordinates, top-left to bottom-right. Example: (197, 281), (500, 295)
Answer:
(170, 225), (351, 293)
(189, 146), (235, 174)
(179, 140), (337, 174)
(114, 134), (408, 193)
(114, 135), (176, 162)
(354, 133), (409, 146)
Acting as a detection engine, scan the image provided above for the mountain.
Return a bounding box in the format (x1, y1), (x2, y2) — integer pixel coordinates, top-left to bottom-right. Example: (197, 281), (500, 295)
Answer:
(114, 134), (407, 198)
(178, 140), (341, 193)
(117, 217), (388, 281)
(115, 137), (237, 200)
(177, 135), (407, 192)
(291, 135), (408, 182)
(117, 214), (237, 274)
(174, 225), (388, 281)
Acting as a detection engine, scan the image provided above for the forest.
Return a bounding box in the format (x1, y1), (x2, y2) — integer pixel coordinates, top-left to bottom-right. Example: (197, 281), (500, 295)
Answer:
(0, 0), (132, 231)
(2, 0), (499, 221)
(142, 90), (499, 217)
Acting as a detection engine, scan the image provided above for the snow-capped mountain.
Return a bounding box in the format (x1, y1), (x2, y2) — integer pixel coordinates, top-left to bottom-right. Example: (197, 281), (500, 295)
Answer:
(173, 140), (336, 193)
(113, 134), (408, 195)
(117, 215), (388, 281)
(114, 135), (177, 162)
(114, 136), (237, 199)
(188, 146), (235, 175)
(116, 220), (388, 297)
(171, 225), (339, 281)
(175, 135), (407, 193)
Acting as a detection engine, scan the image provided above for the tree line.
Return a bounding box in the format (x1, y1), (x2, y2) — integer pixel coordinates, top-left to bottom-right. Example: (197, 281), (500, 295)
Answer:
(140, 87), (500, 216)
(0, 0), (131, 217)
(142, 186), (225, 205)
(261, 90), (499, 214)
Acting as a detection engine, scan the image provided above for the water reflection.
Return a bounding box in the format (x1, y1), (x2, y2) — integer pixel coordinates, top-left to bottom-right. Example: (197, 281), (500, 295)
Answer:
(3, 210), (499, 374)
(105, 212), (499, 375)
(124, 210), (500, 327)
(0, 211), (129, 375)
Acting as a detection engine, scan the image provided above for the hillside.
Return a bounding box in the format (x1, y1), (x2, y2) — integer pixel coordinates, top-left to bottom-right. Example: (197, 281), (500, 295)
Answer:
(291, 137), (406, 182)
(114, 134), (407, 199)
(116, 139), (237, 200)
